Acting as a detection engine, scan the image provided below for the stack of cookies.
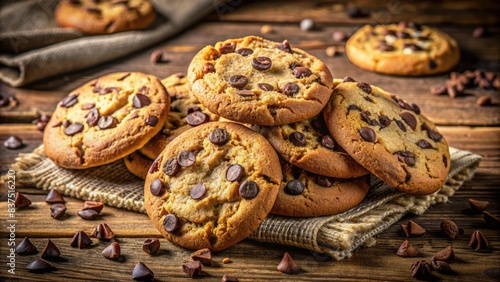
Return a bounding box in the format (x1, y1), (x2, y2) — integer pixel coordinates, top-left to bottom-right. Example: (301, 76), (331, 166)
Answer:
(44, 35), (451, 252)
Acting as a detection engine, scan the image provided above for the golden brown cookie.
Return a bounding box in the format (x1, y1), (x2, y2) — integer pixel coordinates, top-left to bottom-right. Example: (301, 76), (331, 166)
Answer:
(44, 72), (169, 169)
(323, 79), (450, 195)
(254, 112), (369, 178)
(346, 23), (460, 76)
(271, 162), (370, 217)
(144, 122), (281, 251)
(188, 36), (334, 125)
(55, 0), (156, 35)
(124, 151), (153, 179)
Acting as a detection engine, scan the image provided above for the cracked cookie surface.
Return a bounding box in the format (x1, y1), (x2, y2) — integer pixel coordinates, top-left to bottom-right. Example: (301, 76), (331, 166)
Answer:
(188, 36), (334, 126)
(323, 80), (450, 195)
(55, 0), (156, 35)
(271, 161), (370, 217)
(144, 121), (281, 251)
(346, 23), (460, 76)
(44, 72), (169, 169)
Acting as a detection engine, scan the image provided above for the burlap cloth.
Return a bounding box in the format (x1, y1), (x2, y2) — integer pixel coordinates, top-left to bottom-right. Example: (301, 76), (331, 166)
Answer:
(6, 145), (481, 260)
(0, 0), (227, 87)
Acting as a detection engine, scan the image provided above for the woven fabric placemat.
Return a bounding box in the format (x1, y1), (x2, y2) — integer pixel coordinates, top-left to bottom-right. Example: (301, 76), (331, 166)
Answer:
(6, 146), (481, 260)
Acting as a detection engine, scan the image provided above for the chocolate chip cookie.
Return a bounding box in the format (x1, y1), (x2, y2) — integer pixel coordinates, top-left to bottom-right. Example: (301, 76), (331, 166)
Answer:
(124, 151), (153, 179)
(323, 80), (450, 195)
(187, 36), (334, 125)
(271, 162), (370, 217)
(254, 112), (368, 178)
(144, 122), (282, 251)
(346, 23), (460, 76)
(44, 72), (169, 169)
(55, 0), (156, 35)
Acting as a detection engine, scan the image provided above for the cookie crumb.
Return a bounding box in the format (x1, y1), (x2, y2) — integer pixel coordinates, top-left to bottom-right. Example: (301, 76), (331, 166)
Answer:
(325, 46), (337, 57)
(222, 257), (231, 264)
(260, 24), (274, 34)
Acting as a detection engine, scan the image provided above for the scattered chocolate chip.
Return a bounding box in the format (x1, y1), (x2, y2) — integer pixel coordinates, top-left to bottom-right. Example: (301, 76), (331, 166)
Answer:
(252, 56), (272, 71)
(397, 240), (418, 257)
(16, 237), (37, 255)
(26, 259), (54, 273)
(83, 201), (104, 213)
(150, 50), (168, 64)
(228, 75), (248, 89)
(359, 127), (376, 142)
(277, 252), (302, 274)
(440, 219), (459, 240)
(183, 260), (202, 278)
(469, 230), (489, 251)
(15, 192), (32, 209)
(209, 128), (229, 145)
(476, 95), (492, 106)
(145, 115), (158, 126)
(132, 262), (154, 281)
(177, 150), (196, 167)
(276, 40), (292, 53)
(283, 82), (299, 96)
(4, 135), (23, 149)
(102, 242), (121, 260)
(258, 83), (274, 91)
(431, 260), (453, 274)
(190, 184), (207, 200)
(346, 6), (369, 18)
(400, 112), (417, 130)
(432, 245), (454, 261)
(284, 179), (304, 195)
(289, 131), (306, 147)
(226, 164), (244, 182)
(50, 203), (67, 219)
(202, 63), (215, 74)
(411, 260), (433, 279)
(300, 18), (314, 31)
(186, 111), (209, 126)
(235, 48), (253, 56)
(41, 239), (60, 260)
(472, 26), (487, 38)
(402, 220), (425, 237)
(239, 180), (259, 199)
(70, 231), (93, 248)
(468, 198), (489, 213)
(78, 209), (99, 220)
(484, 211), (500, 228)
(191, 248), (212, 266)
(320, 135), (335, 150)
(91, 223), (115, 240)
(163, 214), (181, 232)
(222, 274), (239, 282)
(394, 151), (416, 167)
(430, 84), (447, 95)
(133, 94), (151, 108)
(60, 94), (78, 108)
(293, 67), (312, 78)
(237, 89), (254, 97)
(64, 122), (84, 136)
(45, 189), (65, 204)
(143, 238), (160, 254)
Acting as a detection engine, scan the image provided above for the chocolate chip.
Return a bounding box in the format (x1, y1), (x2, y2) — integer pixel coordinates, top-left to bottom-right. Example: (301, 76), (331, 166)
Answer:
(397, 240), (418, 257)
(284, 179), (304, 195)
(64, 123), (84, 136)
(45, 189), (65, 204)
(289, 131), (306, 146)
(411, 260), (432, 279)
(163, 157), (180, 176)
(408, 220), (426, 236)
(81, 103), (95, 110)
(346, 6), (369, 18)
(117, 73), (131, 81)
(190, 183), (207, 200)
(251, 56), (272, 71)
(476, 95), (492, 106)
(133, 94), (151, 108)
(4, 135), (23, 149)
(239, 180), (259, 199)
(219, 43), (236, 54)
(83, 201), (104, 213)
(41, 239), (61, 260)
(293, 67), (312, 78)
(202, 63), (215, 74)
(237, 89), (254, 97)
(127, 111), (139, 120)
(78, 209), (99, 220)
(347, 104), (361, 112)
(342, 76), (356, 83)
(431, 260), (453, 274)
(484, 211), (500, 228)
(258, 83), (274, 91)
(440, 219), (459, 240)
(50, 203), (66, 219)
(408, 22), (422, 30)
(191, 248), (213, 266)
(277, 252), (302, 274)
(16, 237), (37, 255)
(86, 108), (100, 127)
(186, 111), (209, 126)
(70, 231), (93, 248)
(429, 59), (438, 69)
(432, 245), (454, 261)
(422, 123), (443, 142)
(177, 150), (196, 167)
(209, 128), (229, 145)
(226, 164), (244, 182)
(235, 48), (253, 56)
(26, 259), (54, 273)
(98, 116), (117, 129)
(145, 115), (158, 126)
(283, 82), (299, 96)
(276, 40), (292, 53)
(359, 127), (376, 142)
(132, 262), (154, 281)
(469, 230), (489, 251)
(142, 238), (160, 254)
(182, 261), (202, 278)
(150, 179), (166, 196)
(400, 112), (417, 130)
(102, 242), (121, 260)
(394, 119), (406, 132)
(378, 43), (395, 52)
(394, 151), (416, 167)
(378, 115), (391, 128)
(403, 43), (422, 51)
(469, 198), (489, 213)
(320, 135), (335, 150)
(228, 75), (248, 89)
(14, 192), (31, 209)
(357, 82), (372, 94)
(315, 175), (333, 187)
(60, 94), (78, 108)
(163, 214), (180, 232)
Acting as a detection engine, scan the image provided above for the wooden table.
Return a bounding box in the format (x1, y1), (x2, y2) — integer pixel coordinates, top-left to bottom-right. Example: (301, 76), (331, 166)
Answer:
(1, 0), (499, 281)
